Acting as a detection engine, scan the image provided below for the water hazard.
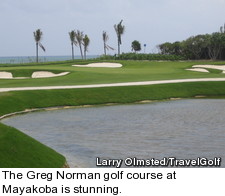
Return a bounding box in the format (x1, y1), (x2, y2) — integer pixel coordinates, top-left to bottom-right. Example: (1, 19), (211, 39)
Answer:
(2, 99), (225, 167)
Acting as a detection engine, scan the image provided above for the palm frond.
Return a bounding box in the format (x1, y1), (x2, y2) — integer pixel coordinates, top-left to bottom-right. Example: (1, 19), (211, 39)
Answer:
(83, 34), (90, 51)
(39, 43), (46, 52)
(69, 30), (77, 45)
(114, 20), (125, 45)
(106, 45), (114, 50)
(75, 30), (84, 43)
(103, 31), (109, 42)
(33, 29), (43, 42)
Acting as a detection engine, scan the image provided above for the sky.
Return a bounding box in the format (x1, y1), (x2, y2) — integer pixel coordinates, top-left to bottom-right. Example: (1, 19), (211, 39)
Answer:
(0, 0), (225, 57)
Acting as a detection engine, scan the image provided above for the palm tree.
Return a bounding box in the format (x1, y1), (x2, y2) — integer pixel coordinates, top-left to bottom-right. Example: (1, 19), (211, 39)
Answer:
(114, 20), (125, 56)
(75, 30), (84, 59)
(220, 23), (225, 33)
(69, 30), (77, 60)
(102, 31), (114, 55)
(83, 34), (90, 60)
(131, 40), (141, 53)
(33, 29), (45, 63)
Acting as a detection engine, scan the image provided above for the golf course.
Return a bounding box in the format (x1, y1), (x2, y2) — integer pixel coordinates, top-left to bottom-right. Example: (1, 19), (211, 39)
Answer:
(1, 59), (225, 168)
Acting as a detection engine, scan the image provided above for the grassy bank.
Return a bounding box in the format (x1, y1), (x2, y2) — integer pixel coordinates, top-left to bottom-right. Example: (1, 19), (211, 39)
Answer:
(0, 123), (66, 168)
(1, 82), (225, 117)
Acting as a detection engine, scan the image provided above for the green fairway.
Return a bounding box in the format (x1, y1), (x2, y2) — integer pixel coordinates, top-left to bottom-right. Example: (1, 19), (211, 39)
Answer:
(1, 60), (225, 168)
(1, 60), (225, 88)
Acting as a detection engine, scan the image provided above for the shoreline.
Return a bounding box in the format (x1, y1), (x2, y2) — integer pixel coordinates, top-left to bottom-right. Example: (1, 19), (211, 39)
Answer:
(2, 96), (224, 168)
(0, 96), (207, 121)
(0, 95), (220, 168)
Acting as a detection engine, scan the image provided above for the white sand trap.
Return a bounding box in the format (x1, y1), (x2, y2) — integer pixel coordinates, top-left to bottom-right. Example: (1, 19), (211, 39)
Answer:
(186, 65), (225, 73)
(73, 62), (122, 68)
(186, 68), (209, 73)
(0, 71), (13, 79)
(193, 65), (225, 71)
(0, 71), (69, 79)
(32, 71), (70, 78)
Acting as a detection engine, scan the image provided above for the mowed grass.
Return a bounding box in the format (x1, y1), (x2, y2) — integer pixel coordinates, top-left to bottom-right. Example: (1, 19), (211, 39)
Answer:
(0, 60), (225, 87)
(0, 123), (66, 168)
(1, 81), (225, 117)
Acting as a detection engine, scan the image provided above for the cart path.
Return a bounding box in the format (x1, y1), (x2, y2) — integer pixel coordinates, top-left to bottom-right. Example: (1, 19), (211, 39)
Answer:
(1, 78), (225, 92)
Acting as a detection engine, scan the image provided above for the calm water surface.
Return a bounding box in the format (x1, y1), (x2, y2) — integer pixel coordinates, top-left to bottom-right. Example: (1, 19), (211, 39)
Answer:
(2, 99), (225, 167)
(0, 55), (98, 64)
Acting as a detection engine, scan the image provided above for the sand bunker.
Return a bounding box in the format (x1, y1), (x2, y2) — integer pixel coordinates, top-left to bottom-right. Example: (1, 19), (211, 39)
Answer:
(0, 71), (69, 79)
(73, 62), (122, 68)
(186, 65), (225, 73)
(186, 68), (209, 73)
(32, 71), (69, 78)
(0, 72), (13, 79)
(193, 65), (225, 70)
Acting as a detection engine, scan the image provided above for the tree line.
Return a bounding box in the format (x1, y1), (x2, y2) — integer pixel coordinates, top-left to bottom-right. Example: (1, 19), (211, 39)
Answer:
(34, 22), (225, 62)
(158, 24), (225, 60)
(68, 30), (90, 60)
(34, 28), (90, 62)
(33, 20), (125, 62)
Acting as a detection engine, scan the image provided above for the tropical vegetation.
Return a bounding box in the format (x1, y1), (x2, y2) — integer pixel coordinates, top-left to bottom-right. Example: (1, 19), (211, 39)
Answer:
(30, 23), (225, 61)
(74, 30), (84, 60)
(102, 31), (114, 56)
(69, 30), (77, 60)
(99, 53), (184, 61)
(68, 30), (91, 60)
(131, 40), (141, 53)
(33, 29), (46, 63)
(83, 34), (90, 60)
(114, 20), (125, 56)
(158, 24), (225, 60)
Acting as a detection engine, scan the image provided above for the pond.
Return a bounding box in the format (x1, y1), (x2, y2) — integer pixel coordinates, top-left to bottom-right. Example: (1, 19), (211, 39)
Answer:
(2, 99), (225, 167)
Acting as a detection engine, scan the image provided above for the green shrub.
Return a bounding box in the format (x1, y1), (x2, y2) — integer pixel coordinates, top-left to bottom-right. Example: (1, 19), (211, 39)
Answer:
(115, 53), (185, 61)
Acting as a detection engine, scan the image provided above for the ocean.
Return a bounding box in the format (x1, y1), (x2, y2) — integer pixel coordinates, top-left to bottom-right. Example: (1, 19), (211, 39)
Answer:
(0, 55), (99, 64)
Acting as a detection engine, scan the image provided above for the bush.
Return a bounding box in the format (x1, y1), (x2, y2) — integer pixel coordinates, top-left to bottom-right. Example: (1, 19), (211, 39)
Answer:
(115, 53), (185, 61)
(97, 55), (116, 60)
